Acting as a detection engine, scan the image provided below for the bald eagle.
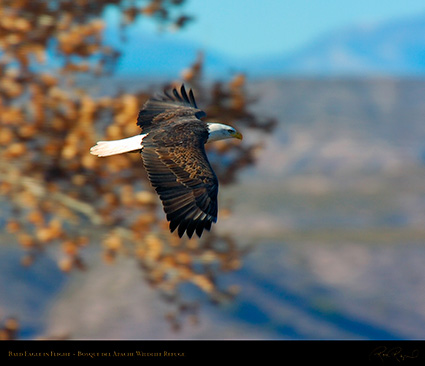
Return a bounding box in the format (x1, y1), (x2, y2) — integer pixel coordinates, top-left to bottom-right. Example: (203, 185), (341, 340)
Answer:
(90, 85), (242, 239)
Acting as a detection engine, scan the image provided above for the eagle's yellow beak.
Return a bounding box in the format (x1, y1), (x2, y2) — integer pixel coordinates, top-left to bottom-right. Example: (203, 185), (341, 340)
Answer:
(232, 130), (243, 140)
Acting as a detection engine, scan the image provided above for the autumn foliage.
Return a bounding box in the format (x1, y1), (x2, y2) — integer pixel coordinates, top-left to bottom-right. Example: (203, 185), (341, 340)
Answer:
(0, 0), (275, 336)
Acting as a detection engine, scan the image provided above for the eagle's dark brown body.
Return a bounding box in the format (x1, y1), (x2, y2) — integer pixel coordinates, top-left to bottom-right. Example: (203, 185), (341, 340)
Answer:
(138, 88), (218, 238)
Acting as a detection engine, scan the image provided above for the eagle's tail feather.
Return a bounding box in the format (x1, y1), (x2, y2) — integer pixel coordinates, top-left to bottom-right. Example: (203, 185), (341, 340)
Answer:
(90, 134), (146, 157)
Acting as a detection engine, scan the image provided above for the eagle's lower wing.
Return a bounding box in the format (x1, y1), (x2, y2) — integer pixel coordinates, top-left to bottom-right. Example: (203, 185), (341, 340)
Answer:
(141, 136), (218, 239)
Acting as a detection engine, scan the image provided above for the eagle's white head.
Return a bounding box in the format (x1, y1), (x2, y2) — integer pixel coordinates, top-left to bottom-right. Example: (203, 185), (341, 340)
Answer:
(206, 123), (243, 143)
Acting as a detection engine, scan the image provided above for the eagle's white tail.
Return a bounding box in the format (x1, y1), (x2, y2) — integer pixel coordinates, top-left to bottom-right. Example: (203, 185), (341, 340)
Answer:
(90, 134), (147, 157)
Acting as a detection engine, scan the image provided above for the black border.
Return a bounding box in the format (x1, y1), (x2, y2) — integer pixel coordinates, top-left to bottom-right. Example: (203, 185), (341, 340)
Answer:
(2, 340), (425, 364)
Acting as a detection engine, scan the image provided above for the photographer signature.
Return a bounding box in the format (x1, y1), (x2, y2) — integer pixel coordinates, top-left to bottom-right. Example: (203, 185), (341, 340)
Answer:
(370, 346), (420, 363)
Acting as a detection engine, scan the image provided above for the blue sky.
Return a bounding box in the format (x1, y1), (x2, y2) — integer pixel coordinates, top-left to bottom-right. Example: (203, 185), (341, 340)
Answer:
(132, 0), (425, 59)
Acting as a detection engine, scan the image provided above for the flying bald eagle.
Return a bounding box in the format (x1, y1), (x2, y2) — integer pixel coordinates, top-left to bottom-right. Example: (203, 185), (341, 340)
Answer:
(90, 85), (242, 239)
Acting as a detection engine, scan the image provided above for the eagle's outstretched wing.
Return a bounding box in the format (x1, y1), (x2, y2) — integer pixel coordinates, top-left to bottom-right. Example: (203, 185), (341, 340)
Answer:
(139, 85), (218, 238)
(137, 84), (206, 133)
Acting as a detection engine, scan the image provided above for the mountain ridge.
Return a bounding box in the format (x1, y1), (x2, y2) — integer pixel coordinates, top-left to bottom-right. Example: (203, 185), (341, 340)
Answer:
(242, 12), (425, 77)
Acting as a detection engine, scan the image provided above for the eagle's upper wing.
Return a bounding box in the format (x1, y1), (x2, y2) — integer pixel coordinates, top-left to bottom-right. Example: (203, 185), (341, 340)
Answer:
(139, 86), (218, 238)
(137, 84), (206, 133)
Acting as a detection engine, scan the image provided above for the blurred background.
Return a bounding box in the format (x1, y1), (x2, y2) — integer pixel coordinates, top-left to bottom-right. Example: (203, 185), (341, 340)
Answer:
(1, 0), (425, 340)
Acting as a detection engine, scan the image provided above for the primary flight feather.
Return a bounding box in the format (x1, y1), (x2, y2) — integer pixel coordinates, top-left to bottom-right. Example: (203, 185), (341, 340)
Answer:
(90, 85), (242, 239)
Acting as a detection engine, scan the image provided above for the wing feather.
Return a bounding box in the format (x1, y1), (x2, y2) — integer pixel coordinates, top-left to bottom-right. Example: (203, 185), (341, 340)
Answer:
(188, 89), (198, 108)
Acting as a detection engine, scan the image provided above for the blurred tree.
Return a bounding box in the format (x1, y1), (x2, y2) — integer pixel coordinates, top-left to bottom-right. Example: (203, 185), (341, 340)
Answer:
(0, 0), (276, 336)
(0, 317), (19, 340)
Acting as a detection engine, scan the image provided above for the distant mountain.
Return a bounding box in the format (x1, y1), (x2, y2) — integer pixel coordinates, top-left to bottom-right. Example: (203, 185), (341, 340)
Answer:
(44, 12), (425, 79)
(101, 16), (234, 80)
(246, 13), (425, 77)
(110, 33), (234, 79)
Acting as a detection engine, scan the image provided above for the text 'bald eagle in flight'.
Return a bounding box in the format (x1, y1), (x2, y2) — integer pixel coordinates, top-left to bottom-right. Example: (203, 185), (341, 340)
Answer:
(90, 85), (243, 239)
